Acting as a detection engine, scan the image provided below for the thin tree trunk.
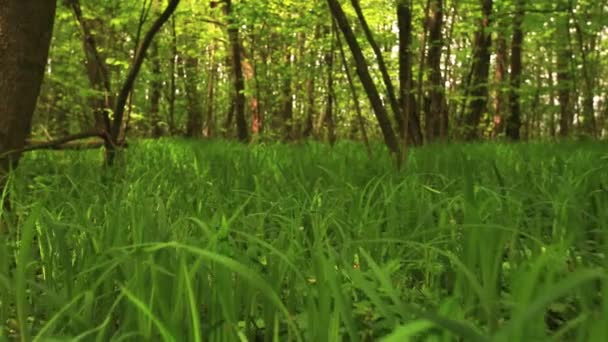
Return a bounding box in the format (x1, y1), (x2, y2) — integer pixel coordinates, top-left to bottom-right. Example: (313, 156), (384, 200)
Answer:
(282, 51), (294, 141)
(505, 0), (524, 140)
(149, 41), (163, 138)
(69, 0), (113, 140)
(350, 0), (403, 139)
(107, 0), (180, 165)
(425, 0), (446, 142)
(327, 0), (401, 159)
(248, 30), (263, 136)
(557, 18), (574, 137)
(569, 4), (597, 136)
(224, 0), (249, 142)
(547, 53), (557, 138)
(463, 0), (493, 140)
(182, 57), (204, 137)
(417, 0), (431, 139)
(336, 26), (372, 157)
(168, 16), (178, 134)
(397, 0), (419, 155)
(493, 24), (508, 138)
(302, 26), (321, 139)
(324, 24), (336, 145)
(204, 46), (217, 138)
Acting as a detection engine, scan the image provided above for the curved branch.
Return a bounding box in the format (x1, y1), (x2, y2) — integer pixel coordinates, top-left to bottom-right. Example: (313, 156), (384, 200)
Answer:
(110, 0), (181, 142)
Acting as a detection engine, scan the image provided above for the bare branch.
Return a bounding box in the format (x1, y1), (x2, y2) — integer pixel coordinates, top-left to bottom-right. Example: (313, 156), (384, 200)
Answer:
(22, 131), (101, 152)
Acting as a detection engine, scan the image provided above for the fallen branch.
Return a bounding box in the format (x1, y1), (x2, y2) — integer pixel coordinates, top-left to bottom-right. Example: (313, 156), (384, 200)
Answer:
(25, 140), (106, 151)
(23, 131), (101, 152)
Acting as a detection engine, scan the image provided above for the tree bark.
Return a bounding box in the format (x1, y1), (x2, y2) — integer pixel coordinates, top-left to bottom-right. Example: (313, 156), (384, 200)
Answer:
(493, 27), (508, 138)
(224, 0), (249, 142)
(557, 18), (573, 137)
(327, 0), (401, 158)
(281, 51), (294, 141)
(425, 0), (447, 142)
(463, 0), (493, 140)
(397, 0), (420, 152)
(569, 4), (597, 136)
(168, 16), (178, 134)
(505, 0), (524, 140)
(302, 26), (321, 139)
(0, 0), (57, 196)
(324, 24), (336, 145)
(204, 46), (218, 138)
(149, 41), (163, 138)
(336, 27), (372, 156)
(182, 57), (204, 138)
(350, 0), (403, 137)
(68, 0), (113, 139)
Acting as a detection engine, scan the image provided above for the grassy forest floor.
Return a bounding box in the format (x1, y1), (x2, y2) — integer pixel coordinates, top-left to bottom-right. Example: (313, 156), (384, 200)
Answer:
(1, 140), (607, 341)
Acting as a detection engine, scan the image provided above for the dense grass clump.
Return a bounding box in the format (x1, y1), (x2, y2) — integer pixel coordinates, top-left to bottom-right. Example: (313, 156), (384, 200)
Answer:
(1, 140), (607, 341)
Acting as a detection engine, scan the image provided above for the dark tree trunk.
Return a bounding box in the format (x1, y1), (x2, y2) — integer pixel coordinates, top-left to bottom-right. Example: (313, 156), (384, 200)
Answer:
(547, 52), (557, 138)
(463, 0), (493, 140)
(182, 57), (204, 138)
(425, 0), (446, 142)
(149, 41), (163, 138)
(569, 4), (597, 136)
(204, 46), (217, 138)
(505, 0), (524, 140)
(397, 0), (422, 150)
(493, 27), (508, 138)
(557, 19), (573, 137)
(324, 24), (336, 145)
(350, 0), (403, 137)
(168, 16), (178, 134)
(327, 0), (401, 158)
(69, 0), (113, 139)
(0, 0), (56, 237)
(224, 0), (249, 142)
(336, 27), (372, 156)
(107, 0), (180, 164)
(281, 51), (294, 141)
(302, 26), (321, 139)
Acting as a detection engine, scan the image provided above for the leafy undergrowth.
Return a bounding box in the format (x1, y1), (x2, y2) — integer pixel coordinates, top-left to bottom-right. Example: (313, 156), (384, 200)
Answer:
(1, 139), (607, 341)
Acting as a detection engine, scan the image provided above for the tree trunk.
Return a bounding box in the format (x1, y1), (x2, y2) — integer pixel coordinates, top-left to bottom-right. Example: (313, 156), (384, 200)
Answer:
(397, 0), (420, 152)
(569, 4), (597, 136)
(182, 57), (204, 138)
(425, 0), (446, 142)
(557, 18), (573, 137)
(493, 28), (508, 138)
(463, 0), (493, 140)
(336, 27), (372, 156)
(350, 0), (402, 138)
(168, 16), (178, 134)
(69, 0), (113, 139)
(224, 0), (249, 142)
(107, 0), (180, 164)
(327, 0), (401, 158)
(324, 24), (336, 145)
(547, 52), (557, 138)
(0, 0), (57, 197)
(281, 51), (294, 141)
(149, 41), (163, 138)
(505, 0), (524, 140)
(204, 46), (217, 138)
(302, 26), (321, 139)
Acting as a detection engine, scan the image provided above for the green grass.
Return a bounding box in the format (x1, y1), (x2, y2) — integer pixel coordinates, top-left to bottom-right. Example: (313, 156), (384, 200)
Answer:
(1, 139), (607, 341)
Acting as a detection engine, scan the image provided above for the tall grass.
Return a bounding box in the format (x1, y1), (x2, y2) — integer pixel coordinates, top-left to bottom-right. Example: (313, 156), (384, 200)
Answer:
(0, 139), (606, 341)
